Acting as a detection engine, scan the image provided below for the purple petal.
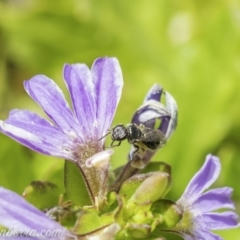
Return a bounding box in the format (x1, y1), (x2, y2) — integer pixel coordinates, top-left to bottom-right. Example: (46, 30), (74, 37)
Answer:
(92, 57), (123, 138)
(194, 187), (235, 213)
(0, 187), (72, 239)
(131, 100), (170, 128)
(24, 75), (83, 140)
(179, 155), (221, 203)
(132, 84), (169, 132)
(164, 91), (178, 139)
(0, 110), (75, 160)
(197, 231), (222, 240)
(181, 229), (222, 240)
(159, 116), (171, 135)
(202, 212), (239, 230)
(144, 84), (163, 102)
(63, 64), (97, 138)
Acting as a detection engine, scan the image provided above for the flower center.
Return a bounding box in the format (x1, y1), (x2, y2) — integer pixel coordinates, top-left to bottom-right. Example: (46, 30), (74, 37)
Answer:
(74, 138), (103, 165)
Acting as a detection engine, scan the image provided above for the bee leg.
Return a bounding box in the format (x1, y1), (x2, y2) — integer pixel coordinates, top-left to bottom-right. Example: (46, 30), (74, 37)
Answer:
(103, 141), (121, 149)
(110, 141), (122, 148)
(132, 144), (139, 155)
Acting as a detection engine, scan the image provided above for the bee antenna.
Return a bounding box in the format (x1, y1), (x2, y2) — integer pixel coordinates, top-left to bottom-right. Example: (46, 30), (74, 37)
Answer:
(98, 131), (111, 141)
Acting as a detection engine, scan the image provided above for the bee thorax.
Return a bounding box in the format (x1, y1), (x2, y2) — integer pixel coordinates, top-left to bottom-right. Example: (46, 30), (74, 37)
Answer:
(127, 124), (143, 142)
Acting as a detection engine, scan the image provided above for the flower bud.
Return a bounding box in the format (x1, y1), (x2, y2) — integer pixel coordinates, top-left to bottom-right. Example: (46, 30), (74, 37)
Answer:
(129, 172), (170, 204)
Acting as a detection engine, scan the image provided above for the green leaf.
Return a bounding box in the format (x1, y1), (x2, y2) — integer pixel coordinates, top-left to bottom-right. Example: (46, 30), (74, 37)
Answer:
(23, 181), (60, 210)
(73, 208), (114, 235)
(64, 160), (91, 207)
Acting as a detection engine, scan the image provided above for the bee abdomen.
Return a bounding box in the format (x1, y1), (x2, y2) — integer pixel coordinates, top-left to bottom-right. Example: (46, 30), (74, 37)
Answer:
(141, 140), (160, 150)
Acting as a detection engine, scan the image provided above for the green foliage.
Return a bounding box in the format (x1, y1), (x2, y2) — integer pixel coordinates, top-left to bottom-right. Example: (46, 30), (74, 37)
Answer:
(0, 0), (239, 238)
(73, 208), (114, 235)
(0, 135), (36, 193)
(64, 160), (91, 207)
(69, 170), (180, 239)
(23, 181), (60, 210)
(152, 199), (182, 229)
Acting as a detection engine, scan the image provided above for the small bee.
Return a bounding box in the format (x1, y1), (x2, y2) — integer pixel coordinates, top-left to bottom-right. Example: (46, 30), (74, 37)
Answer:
(99, 123), (166, 154)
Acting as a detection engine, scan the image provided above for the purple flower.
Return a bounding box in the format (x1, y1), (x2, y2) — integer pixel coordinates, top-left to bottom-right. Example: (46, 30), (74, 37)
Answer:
(0, 57), (123, 161)
(0, 187), (74, 240)
(0, 57), (123, 206)
(129, 84), (178, 165)
(132, 84), (177, 139)
(174, 154), (239, 240)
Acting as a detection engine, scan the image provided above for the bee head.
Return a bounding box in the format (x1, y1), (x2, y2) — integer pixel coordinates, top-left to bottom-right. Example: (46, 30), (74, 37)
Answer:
(98, 124), (128, 142)
(111, 124), (128, 141)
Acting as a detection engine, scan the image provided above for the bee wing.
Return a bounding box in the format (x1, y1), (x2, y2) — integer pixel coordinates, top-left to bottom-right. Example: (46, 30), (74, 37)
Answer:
(134, 129), (166, 150)
(137, 128), (165, 141)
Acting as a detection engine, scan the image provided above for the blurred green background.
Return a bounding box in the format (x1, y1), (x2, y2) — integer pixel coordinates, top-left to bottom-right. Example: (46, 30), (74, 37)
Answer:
(0, 0), (240, 238)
